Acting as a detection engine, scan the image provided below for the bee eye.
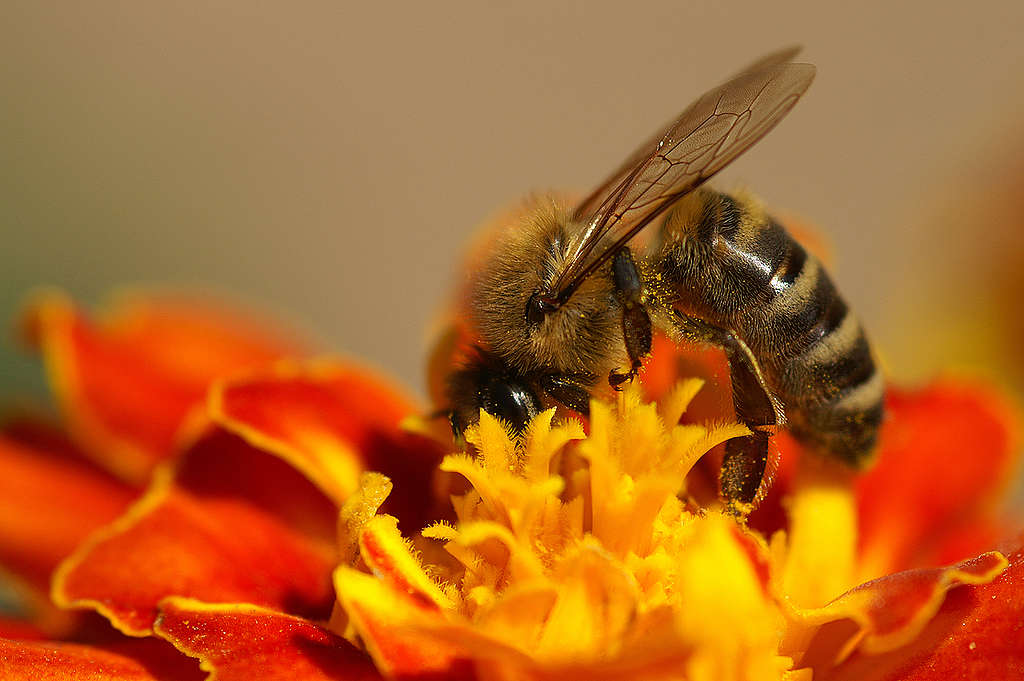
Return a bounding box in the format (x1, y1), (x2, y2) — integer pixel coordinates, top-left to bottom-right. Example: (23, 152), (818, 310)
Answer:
(483, 378), (541, 433)
(525, 291), (558, 326)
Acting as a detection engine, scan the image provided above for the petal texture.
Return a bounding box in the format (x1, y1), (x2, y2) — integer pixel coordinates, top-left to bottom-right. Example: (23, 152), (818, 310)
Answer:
(53, 431), (336, 636)
(212, 361), (446, 526)
(856, 380), (1020, 579)
(0, 422), (134, 599)
(22, 291), (303, 480)
(816, 541), (1024, 680)
(0, 636), (201, 681)
(155, 598), (382, 681)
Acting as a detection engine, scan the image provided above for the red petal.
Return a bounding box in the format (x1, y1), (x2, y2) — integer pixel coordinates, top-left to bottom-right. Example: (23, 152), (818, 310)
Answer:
(0, 421), (137, 635)
(753, 379), (1020, 552)
(0, 636), (202, 681)
(643, 341), (1021, 560)
(0, 421), (135, 598)
(856, 380), (1020, 578)
(818, 541), (1024, 680)
(0, 617), (47, 641)
(21, 291), (304, 480)
(155, 598), (383, 681)
(212, 362), (447, 527)
(53, 430), (336, 635)
(641, 334), (734, 424)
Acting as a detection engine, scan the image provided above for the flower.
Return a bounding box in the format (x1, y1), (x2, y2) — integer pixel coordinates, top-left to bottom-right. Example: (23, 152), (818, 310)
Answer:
(1, 290), (1022, 680)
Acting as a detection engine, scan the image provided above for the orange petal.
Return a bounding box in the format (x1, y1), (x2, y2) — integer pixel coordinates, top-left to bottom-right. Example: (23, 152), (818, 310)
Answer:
(856, 380), (1020, 578)
(816, 541), (1024, 681)
(334, 567), (473, 679)
(0, 636), (202, 681)
(53, 430), (336, 636)
(211, 361), (446, 526)
(21, 291), (304, 481)
(155, 597), (382, 681)
(792, 551), (1008, 674)
(358, 515), (452, 610)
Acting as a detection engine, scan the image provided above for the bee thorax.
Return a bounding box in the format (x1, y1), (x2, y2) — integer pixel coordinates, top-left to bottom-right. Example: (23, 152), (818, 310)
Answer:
(468, 205), (624, 376)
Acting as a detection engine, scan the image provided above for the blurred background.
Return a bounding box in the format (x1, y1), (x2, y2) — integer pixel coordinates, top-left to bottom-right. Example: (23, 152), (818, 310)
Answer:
(3, 1), (1024, 402)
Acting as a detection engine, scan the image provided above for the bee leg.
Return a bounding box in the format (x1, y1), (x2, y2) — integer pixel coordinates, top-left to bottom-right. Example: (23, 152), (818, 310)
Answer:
(540, 373), (593, 416)
(718, 341), (783, 516)
(721, 427), (773, 518)
(670, 312), (783, 517)
(610, 248), (653, 389)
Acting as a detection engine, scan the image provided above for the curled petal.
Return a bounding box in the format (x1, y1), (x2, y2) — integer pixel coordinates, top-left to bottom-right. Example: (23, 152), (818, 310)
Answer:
(0, 636), (202, 681)
(790, 551), (1009, 673)
(21, 291), (303, 480)
(533, 541), (640, 660)
(817, 541), (1024, 681)
(155, 598), (382, 681)
(337, 472), (393, 565)
(53, 431), (336, 636)
(211, 361), (446, 525)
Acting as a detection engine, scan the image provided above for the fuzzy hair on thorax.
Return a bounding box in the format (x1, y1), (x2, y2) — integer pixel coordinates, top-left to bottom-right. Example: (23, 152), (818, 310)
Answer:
(468, 197), (627, 378)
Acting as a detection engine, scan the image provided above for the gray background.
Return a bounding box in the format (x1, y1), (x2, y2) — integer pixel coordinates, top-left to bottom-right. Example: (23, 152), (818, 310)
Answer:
(3, 2), (1024, 403)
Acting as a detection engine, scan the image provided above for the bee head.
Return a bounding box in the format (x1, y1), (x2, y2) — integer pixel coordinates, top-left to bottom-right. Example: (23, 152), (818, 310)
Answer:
(447, 349), (541, 437)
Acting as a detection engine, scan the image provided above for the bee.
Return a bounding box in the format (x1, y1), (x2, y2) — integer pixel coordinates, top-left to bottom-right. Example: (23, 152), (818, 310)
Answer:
(442, 48), (883, 515)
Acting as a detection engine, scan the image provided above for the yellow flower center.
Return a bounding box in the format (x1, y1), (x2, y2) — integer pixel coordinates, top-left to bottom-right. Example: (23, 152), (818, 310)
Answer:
(331, 379), (1007, 681)
(337, 382), (807, 680)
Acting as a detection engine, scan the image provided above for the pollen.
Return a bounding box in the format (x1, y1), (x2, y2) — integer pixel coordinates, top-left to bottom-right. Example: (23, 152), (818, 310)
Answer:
(339, 381), (801, 678)
(331, 379), (1011, 681)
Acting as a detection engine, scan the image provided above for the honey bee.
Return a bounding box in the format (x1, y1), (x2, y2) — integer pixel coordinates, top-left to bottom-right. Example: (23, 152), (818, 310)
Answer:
(442, 48), (883, 515)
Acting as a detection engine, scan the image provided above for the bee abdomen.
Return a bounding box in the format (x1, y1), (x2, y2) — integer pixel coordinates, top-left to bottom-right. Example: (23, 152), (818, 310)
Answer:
(790, 382), (885, 466)
(762, 247), (884, 467)
(719, 203), (884, 466)
(658, 190), (884, 466)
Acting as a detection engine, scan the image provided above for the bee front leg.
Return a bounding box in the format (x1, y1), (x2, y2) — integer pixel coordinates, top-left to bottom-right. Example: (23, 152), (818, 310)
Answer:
(610, 248), (653, 389)
(670, 312), (783, 517)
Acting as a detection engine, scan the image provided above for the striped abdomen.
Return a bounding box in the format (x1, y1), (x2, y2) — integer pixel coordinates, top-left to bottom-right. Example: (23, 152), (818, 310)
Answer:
(655, 189), (884, 466)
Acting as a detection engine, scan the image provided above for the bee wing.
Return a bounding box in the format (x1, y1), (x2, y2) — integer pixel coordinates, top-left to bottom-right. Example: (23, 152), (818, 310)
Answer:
(572, 46), (803, 222)
(550, 58), (815, 303)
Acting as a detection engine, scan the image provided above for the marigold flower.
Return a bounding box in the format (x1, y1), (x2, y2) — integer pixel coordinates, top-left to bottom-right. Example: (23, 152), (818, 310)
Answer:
(0, 291), (1021, 681)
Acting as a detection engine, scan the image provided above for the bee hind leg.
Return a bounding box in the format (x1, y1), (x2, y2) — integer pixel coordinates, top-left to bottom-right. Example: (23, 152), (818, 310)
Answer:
(721, 431), (773, 517)
(670, 312), (783, 518)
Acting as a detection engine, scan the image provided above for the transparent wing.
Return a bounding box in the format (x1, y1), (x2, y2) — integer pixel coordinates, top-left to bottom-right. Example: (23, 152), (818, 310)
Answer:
(550, 57), (815, 303)
(572, 46), (803, 221)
